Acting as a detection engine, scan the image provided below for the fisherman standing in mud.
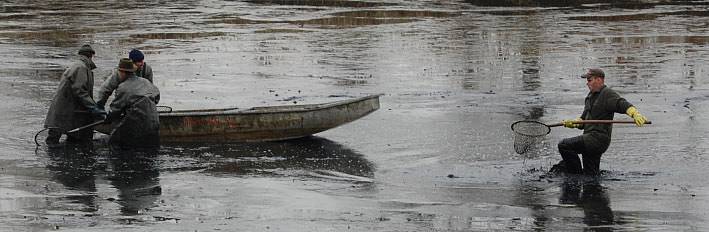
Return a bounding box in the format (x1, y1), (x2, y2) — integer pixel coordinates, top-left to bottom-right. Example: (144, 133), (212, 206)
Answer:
(105, 58), (160, 148)
(552, 68), (649, 175)
(96, 49), (154, 109)
(44, 44), (107, 147)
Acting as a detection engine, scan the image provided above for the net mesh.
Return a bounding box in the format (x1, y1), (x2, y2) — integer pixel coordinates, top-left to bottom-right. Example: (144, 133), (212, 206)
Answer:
(511, 121), (551, 154)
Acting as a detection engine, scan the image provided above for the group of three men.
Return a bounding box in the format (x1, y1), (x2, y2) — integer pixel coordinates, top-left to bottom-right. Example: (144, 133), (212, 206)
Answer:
(44, 45), (160, 148)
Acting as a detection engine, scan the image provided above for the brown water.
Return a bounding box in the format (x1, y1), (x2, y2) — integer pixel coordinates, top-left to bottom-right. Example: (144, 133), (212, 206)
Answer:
(1, 0), (708, 231)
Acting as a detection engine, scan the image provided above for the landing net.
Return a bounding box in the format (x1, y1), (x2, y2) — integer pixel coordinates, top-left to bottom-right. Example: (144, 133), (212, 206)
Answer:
(511, 121), (551, 154)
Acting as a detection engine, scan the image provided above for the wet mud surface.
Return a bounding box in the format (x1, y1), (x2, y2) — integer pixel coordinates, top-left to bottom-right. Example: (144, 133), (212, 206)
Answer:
(1, 0), (709, 231)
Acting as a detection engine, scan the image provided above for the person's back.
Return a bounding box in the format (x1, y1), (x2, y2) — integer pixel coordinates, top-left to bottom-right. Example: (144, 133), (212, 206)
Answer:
(107, 59), (160, 148)
(110, 95), (160, 148)
(110, 75), (160, 111)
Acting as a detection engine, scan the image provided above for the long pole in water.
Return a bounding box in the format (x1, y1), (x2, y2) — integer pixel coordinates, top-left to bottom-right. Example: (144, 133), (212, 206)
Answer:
(66, 120), (105, 134)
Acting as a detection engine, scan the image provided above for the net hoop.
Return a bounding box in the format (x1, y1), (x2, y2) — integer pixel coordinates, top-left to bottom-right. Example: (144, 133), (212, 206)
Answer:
(510, 120), (551, 137)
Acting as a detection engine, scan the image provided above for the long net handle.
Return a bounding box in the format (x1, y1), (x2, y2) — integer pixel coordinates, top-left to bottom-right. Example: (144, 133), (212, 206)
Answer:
(66, 120), (106, 134)
(548, 120), (653, 127)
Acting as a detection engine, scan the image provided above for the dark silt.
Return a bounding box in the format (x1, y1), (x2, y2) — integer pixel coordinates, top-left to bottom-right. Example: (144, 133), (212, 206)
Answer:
(0, 0), (708, 231)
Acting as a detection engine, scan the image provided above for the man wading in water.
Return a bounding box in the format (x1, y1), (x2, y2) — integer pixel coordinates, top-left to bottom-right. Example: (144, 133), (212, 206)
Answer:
(104, 58), (160, 149)
(551, 68), (649, 175)
(44, 44), (107, 147)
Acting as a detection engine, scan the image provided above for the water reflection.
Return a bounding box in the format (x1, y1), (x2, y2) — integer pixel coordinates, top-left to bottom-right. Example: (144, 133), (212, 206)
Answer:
(590, 35), (709, 46)
(0, 29), (96, 46)
(130, 32), (227, 40)
(513, 181), (552, 230)
(465, 0), (652, 8)
(107, 149), (161, 216)
(242, 0), (396, 7)
(559, 178), (616, 231)
(295, 17), (416, 28)
(519, 13), (542, 92)
(515, 177), (617, 231)
(164, 137), (375, 180)
(330, 10), (459, 18)
(45, 146), (99, 213)
(45, 146), (162, 216)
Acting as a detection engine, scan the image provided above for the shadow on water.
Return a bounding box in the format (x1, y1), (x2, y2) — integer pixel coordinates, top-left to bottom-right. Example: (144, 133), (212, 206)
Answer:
(45, 146), (161, 216)
(161, 136), (375, 181)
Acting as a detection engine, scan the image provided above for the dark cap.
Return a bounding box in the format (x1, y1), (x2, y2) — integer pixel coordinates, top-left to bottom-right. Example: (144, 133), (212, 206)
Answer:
(117, 58), (136, 72)
(581, 68), (605, 79)
(128, 49), (144, 62)
(77, 44), (95, 56)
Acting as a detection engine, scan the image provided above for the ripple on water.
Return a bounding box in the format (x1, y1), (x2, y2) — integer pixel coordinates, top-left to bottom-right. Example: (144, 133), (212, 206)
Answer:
(242, 0), (397, 8)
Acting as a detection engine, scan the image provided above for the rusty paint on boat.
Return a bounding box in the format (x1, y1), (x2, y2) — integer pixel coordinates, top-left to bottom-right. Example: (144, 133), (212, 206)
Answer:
(98, 94), (381, 142)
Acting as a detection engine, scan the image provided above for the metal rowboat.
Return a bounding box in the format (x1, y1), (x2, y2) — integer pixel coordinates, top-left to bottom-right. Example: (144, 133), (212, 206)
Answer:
(98, 94), (381, 142)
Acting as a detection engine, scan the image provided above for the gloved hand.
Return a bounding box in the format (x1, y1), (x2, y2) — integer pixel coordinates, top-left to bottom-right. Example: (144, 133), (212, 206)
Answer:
(104, 110), (121, 123)
(626, 106), (648, 126)
(562, 118), (582, 129)
(88, 106), (107, 120)
(96, 99), (106, 111)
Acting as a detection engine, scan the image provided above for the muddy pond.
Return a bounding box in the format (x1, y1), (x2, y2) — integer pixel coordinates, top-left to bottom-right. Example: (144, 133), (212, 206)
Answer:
(1, 0), (708, 231)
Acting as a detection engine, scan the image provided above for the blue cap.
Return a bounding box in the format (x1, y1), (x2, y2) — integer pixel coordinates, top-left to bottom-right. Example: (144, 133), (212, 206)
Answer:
(129, 49), (144, 62)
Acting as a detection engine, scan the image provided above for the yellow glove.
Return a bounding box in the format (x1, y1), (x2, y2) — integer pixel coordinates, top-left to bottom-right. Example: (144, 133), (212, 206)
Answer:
(562, 118), (582, 128)
(626, 106), (648, 127)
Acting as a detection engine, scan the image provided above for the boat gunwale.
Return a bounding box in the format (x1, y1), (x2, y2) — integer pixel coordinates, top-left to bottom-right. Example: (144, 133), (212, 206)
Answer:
(159, 94), (383, 117)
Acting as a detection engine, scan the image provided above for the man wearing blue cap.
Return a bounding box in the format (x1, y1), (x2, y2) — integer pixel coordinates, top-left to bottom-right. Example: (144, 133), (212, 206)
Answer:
(96, 49), (154, 109)
(129, 49), (153, 83)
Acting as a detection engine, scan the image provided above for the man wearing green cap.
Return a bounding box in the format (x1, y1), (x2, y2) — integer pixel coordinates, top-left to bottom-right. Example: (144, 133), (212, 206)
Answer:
(44, 44), (106, 146)
(551, 68), (649, 175)
(105, 58), (160, 148)
(96, 49), (154, 110)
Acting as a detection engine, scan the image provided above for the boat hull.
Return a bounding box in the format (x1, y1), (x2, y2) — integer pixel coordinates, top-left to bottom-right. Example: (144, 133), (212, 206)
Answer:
(97, 94), (381, 142)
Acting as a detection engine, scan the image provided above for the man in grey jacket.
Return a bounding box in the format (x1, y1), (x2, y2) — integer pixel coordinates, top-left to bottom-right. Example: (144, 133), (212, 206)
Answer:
(44, 45), (106, 146)
(96, 49), (154, 109)
(553, 68), (649, 175)
(105, 58), (160, 148)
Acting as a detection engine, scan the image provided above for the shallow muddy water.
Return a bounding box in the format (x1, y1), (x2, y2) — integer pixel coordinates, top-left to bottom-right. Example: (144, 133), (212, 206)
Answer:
(1, 0), (709, 231)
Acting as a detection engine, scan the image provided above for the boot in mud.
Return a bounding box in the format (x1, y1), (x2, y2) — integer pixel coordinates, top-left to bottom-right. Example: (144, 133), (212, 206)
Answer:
(548, 161), (567, 175)
(45, 129), (63, 148)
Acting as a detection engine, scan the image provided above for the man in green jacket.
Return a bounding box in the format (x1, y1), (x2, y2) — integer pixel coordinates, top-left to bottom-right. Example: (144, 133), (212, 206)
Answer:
(553, 68), (649, 175)
(44, 45), (106, 146)
(96, 49), (154, 109)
